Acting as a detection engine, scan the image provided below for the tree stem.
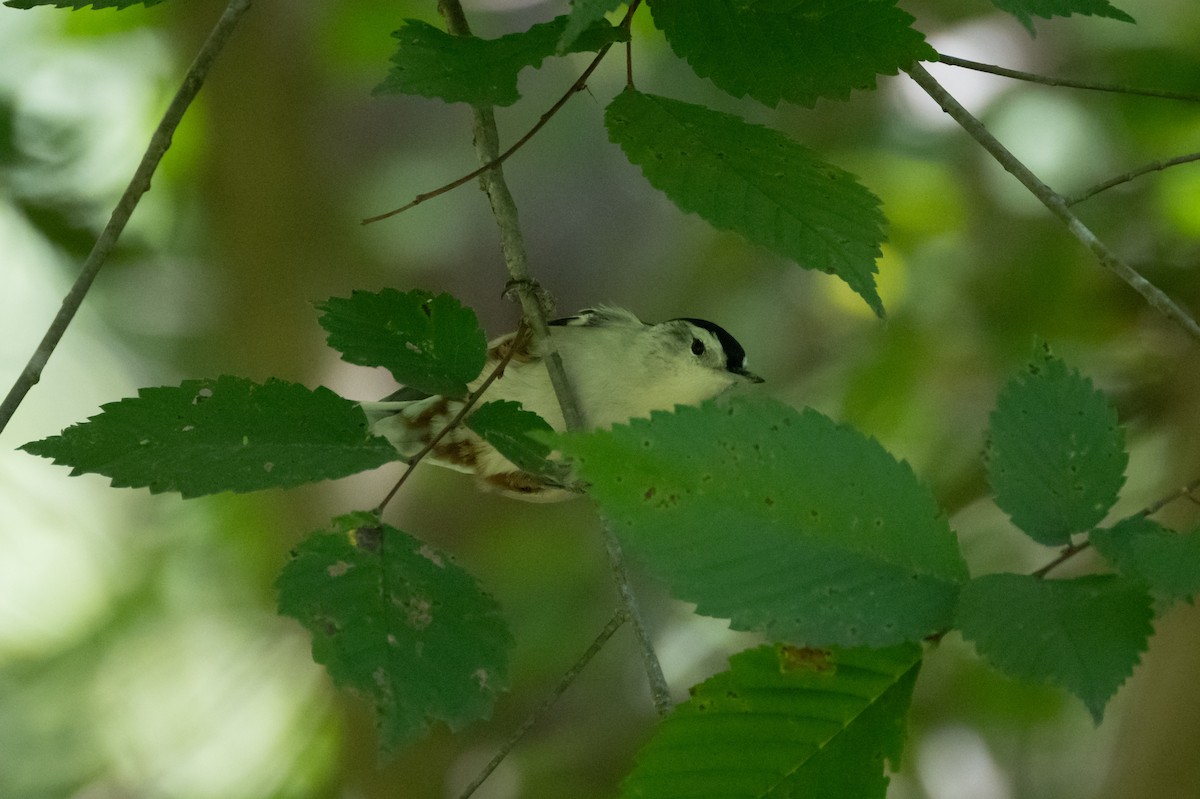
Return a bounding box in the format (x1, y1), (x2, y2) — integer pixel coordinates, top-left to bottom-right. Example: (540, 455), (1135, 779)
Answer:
(457, 609), (627, 799)
(906, 63), (1200, 344)
(0, 0), (253, 436)
(437, 0), (671, 716)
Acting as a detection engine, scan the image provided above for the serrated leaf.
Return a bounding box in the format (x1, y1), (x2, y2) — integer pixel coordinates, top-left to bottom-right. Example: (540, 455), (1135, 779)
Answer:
(375, 15), (627, 107)
(647, 0), (934, 108)
(465, 400), (558, 476)
(1091, 517), (1200, 602)
(957, 573), (1152, 722)
(557, 397), (967, 647)
(986, 343), (1127, 545)
(622, 643), (921, 799)
(990, 0), (1134, 34)
(278, 513), (512, 754)
(558, 0), (625, 51)
(606, 89), (886, 316)
(4, 0), (165, 7)
(20, 377), (398, 498)
(317, 289), (487, 398)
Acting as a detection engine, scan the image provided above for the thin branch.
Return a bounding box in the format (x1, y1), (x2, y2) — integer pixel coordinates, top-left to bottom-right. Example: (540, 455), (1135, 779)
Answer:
(437, 0), (671, 716)
(372, 324), (530, 514)
(905, 63), (1200, 344)
(458, 608), (628, 799)
(937, 54), (1200, 103)
(1031, 476), (1200, 578)
(363, 1), (642, 226)
(1066, 152), (1200, 206)
(1031, 540), (1091, 579)
(0, 0), (253, 437)
(1135, 476), (1200, 519)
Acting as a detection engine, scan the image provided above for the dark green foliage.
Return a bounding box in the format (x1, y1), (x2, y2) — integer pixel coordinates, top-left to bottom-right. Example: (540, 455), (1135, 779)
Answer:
(1091, 517), (1200, 602)
(990, 0), (1134, 33)
(621, 644), (921, 798)
(21, 377), (399, 497)
(957, 573), (1153, 722)
(647, 0), (935, 107)
(559, 0), (626, 51)
(317, 289), (487, 398)
(375, 15), (627, 106)
(606, 90), (887, 316)
(277, 513), (513, 753)
(465, 399), (558, 476)
(986, 343), (1127, 545)
(557, 397), (967, 647)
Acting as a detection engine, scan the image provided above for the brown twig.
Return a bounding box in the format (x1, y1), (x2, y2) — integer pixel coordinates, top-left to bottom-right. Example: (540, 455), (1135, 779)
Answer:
(1066, 153), (1200, 206)
(906, 62), (1200, 344)
(373, 324), (530, 513)
(1031, 541), (1091, 579)
(937, 53), (1200, 103)
(457, 609), (628, 799)
(1031, 476), (1200, 579)
(362, 2), (642, 226)
(0, 0), (253, 437)
(436, 0), (671, 717)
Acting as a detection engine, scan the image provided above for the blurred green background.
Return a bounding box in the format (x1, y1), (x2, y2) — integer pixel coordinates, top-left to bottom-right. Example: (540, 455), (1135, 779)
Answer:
(2, 0), (1199, 797)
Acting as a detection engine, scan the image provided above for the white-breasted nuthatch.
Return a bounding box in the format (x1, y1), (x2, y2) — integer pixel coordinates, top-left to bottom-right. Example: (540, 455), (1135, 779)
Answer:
(361, 306), (762, 501)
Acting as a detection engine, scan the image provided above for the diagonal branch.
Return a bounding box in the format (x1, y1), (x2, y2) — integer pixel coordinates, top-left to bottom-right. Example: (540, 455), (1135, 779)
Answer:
(362, 3), (637, 226)
(0, 0), (253, 437)
(1066, 152), (1200, 206)
(1031, 476), (1200, 579)
(437, 0), (671, 717)
(937, 54), (1200, 103)
(458, 608), (628, 799)
(373, 324), (531, 513)
(906, 62), (1200, 344)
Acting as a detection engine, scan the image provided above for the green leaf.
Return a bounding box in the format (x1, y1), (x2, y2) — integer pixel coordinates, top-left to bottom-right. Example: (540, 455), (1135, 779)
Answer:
(375, 15), (627, 107)
(646, 0), (934, 108)
(557, 397), (967, 647)
(3, 0), (165, 7)
(558, 0), (625, 51)
(1091, 517), (1200, 602)
(317, 289), (487, 398)
(621, 643), (921, 799)
(278, 513), (512, 754)
(20, 377), (398, 498)
(990, 0), (1134, 33)
(606, 89), (886, 316)
(465, 400), (558, 476)
(956, 573), (1152, 722)
(986, 342), (1127, 545)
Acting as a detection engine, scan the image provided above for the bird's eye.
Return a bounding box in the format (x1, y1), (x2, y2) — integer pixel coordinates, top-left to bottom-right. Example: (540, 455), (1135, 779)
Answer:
(691, 338), (706, 356)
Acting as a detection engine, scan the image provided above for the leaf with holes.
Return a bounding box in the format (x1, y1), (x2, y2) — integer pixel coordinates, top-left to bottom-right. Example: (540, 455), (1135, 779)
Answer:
(647, 0), (934, 107)
(21, 377), (399, 497)
(317, 289), (487, 398)
(990, 0), (1134, 33)
(957, 573), (1152, 722)
(277, 513), (512, 754)
(1091, 517), (1200, 603)
(375, 15), (627, 107)
(606, 89), (886, 316)
(986, 342), (1127, 545)
(556, 396), (967, 647)
(622, 643), (921, 799)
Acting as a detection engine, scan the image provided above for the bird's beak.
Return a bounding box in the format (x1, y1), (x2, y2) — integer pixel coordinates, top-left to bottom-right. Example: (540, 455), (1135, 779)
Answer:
(735, 368), (765, 384)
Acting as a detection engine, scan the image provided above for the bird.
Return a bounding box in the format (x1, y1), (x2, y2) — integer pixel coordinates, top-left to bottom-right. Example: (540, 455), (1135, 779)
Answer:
(361, 306), (762, 501)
